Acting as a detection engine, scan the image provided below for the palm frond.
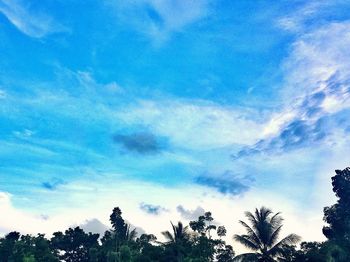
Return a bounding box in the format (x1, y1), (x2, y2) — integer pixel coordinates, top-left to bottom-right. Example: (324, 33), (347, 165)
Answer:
(256, 207), (272, 222)
(268, 233), (301, 256)
(161, 231), (174, 243)
(268, 225), (282, 247)
(238, 220), (261, 247)
(269, 212), (283, 229)
(233, 234), (259, 251)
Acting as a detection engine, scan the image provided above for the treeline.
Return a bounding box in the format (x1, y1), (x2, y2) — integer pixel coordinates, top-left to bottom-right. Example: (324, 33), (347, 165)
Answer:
(1, 167), (350, 261)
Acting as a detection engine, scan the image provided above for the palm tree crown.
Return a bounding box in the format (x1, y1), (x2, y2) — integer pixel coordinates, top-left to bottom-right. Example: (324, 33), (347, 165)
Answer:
(162, 221), (189, 245)
(233, 207), (300, 261)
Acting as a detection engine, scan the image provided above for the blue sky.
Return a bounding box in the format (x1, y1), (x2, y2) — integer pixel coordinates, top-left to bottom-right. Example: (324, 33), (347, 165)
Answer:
(1, 0), (350, 246)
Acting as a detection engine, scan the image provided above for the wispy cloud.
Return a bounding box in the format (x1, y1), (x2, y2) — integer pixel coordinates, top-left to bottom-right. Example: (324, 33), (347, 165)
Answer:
(276, 0), (350, 33)
(110, 0), (210, 44)
(0, 0), (67, 37)
(195, 170), (253, 195)
(117, 99), (263, 150)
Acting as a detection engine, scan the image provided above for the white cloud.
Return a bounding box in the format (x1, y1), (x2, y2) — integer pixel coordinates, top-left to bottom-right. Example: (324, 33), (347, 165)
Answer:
(276, 1), (347, 33)
(117, 99), (263, 150)
(257, 21), (350, 143)
(0, 0), (67, 37)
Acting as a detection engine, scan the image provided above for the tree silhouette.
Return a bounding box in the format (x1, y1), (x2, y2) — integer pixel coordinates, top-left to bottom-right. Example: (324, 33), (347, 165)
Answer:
(109, 207), (137, 246)
(322, 167), (350, 261)
(233, 207), (300, 261)
(162, 221), (190, 262)
(51, 227), (99, 262)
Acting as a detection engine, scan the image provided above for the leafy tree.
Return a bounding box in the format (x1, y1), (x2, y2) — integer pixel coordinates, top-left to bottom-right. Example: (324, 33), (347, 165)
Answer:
(217, 226), (227, 238)
(323, 167), (350, 260)
(134, 234), (163, 261)
(51, 226), (99, 262)
(216, 244), (235, 262)
(286, 241), (348, 262)
(0, 232), (21, 261)
(233, 207), (300, 262)
(189, 212), (229, 261)
(0, 232), (58, 262)
(190, 212), (216, 238)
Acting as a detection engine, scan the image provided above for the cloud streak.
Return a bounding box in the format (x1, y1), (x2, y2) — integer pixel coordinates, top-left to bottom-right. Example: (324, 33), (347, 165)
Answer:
(195, 170), (253, 195)
(0, 0), (67, 37)
(110, 0), (210, 44)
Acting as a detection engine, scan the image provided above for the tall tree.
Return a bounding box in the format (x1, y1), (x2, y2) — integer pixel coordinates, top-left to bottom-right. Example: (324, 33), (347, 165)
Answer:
(109, 207), (137, 249)
(233, 207), (300, 262)
(322, 167), (350, 261)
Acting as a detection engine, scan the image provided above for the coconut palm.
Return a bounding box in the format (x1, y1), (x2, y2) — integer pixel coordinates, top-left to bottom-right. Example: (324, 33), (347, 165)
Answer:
(233, 207), (301, 262)
(162, 221), (190, 262)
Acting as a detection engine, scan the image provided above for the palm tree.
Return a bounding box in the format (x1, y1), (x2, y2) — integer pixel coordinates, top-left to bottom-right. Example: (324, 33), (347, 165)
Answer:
(233, 207), (301, 262)
(162, 221), (190, 262)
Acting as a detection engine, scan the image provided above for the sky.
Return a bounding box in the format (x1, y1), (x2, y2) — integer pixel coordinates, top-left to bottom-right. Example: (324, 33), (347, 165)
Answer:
(1, 0), (350, 250)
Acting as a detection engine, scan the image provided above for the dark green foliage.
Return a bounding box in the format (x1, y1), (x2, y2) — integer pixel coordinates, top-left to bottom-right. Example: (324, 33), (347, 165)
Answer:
(0, 232), (58, 262)
(323, 168), (350, 246)
(51, 227), (99, 262)
(189, 212), (216, 238)
(320, 167), (350, 261)
(216, 244), (235, 261)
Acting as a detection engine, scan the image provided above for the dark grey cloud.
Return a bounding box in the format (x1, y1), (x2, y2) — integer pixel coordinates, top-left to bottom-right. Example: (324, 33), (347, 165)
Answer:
(113, 131), (166, 154)
(41, 178), (66, 191)
(139, 202), (168, 215)
(195, 170), (253, 195)
(176, 205), (205, 220)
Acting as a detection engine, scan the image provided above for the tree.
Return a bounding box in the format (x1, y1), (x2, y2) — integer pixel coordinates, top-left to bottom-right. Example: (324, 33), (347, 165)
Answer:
(217, 226), (227, 238)
(216, 244), (235, 262)
(51, 227), (99, 262)
(0, 232), (21, 261)
(189, 212), (216, 238)
(323, 167), (350, 260)
(162, 221), (190, 262)
(233, 207), (300, 262)
(109, 207), (137, 251)
(134, 234), (163, 261)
